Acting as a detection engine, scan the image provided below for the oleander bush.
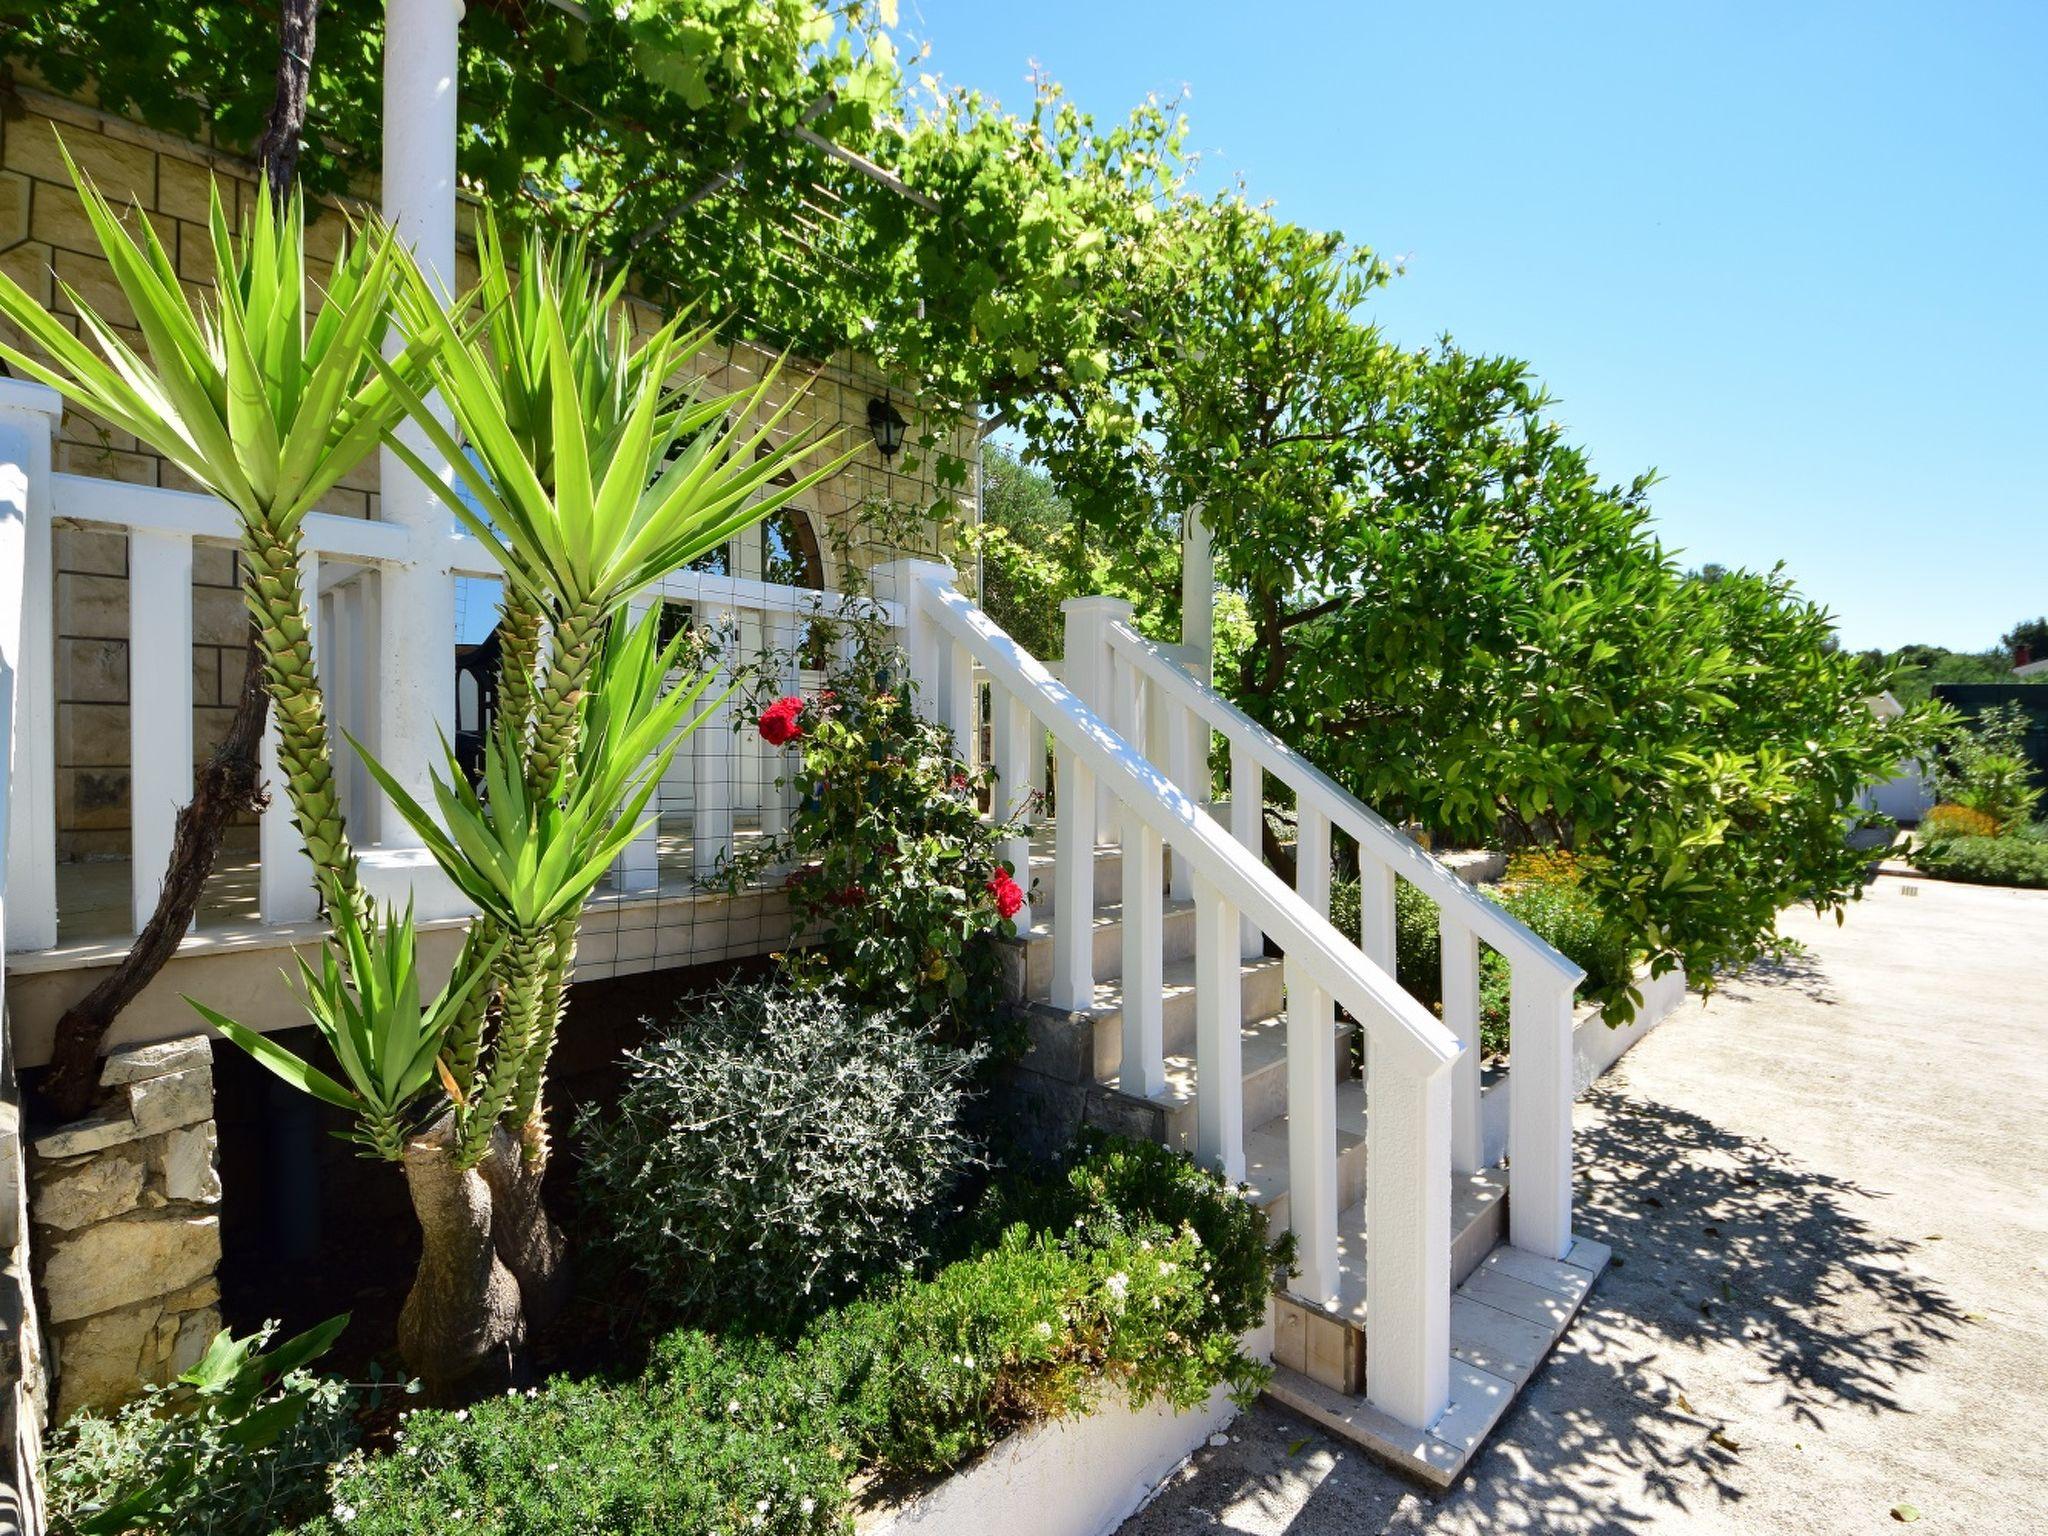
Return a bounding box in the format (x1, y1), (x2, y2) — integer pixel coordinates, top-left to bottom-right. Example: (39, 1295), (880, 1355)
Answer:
(47, 1318), (362, 1536)
(299, 1137), (1285, 1536)
(1911, 833), (2048, 889)
(576, 980), (984, 1329)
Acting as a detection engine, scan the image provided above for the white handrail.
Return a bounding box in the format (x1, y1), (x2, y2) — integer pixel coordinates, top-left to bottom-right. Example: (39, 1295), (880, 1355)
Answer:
(914, 576), (1459, 1077)
(1105, 619), (1583, 989)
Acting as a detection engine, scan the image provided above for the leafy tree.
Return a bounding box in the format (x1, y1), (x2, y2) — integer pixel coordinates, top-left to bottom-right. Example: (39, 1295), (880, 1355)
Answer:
(2002, 615), (2048, 663)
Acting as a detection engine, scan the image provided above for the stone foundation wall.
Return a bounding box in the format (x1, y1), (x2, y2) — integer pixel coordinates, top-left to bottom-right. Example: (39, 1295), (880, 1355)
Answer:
(0, 1010), (49, 1534)
(27, 1037), (222, 1421)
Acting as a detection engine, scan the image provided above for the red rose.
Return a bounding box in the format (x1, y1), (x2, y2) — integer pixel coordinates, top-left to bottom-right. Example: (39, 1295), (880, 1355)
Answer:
(759, 695), (805, 746)
(986, 868), (1024, 921)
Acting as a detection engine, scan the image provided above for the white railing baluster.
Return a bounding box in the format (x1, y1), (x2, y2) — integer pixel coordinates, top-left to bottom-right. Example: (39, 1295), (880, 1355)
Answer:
(991, 685), (1034, 931)
(1192, 874), (1244, 1181)
(942, 638), (974, 762)
(1364, 1027), (1452, 1427)
(1120, 807), (1166, 1098)
(1509, 965), (1576, 1260)
(1166, 701), (1198, 901)
(1439, 911), (1483, 1175)
(1358, 853), (1396, 975)
(1230, 741), (1262, 960)
(1050, 749), (1095, 1011)
(1283, 956), (1339, 1304)
(128, 528), (193, 936)
(1296, 805), (1331, 918)
(691, 605), (735, 880)
(0, 385), (60, 952)
(259, 549), (321, 925)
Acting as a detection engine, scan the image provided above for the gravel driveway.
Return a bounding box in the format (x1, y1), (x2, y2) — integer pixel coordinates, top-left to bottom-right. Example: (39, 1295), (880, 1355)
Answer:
(1120, 873), (2048, 1536)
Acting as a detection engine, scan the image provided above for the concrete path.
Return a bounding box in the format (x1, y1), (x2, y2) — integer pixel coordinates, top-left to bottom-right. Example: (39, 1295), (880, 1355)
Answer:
(1121, 873), (2048, 1535)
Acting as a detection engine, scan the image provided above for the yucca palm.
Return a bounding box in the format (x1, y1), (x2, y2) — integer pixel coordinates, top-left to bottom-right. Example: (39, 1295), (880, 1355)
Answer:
(188, 901), (499, 1161)
(0, 142), (436, 914)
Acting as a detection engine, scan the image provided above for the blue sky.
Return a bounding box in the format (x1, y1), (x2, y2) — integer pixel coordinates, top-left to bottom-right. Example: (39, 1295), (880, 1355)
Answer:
(905, 1), (2044, 653)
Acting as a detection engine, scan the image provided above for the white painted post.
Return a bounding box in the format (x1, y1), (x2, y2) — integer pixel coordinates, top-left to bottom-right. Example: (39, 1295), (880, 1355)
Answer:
(1119, 808), (1166, 1099)
(0, 381), (62, 952)
(1229, 740), (1262, 959)
(1296, 805), (1331, 918)
(1365, 1045), (1452, 1429)
(1440, 912), (1484, 1176)
(1192, 874), (1244, 1182)
(1059, 596), (1128, 840)
(1157, 691), (1197, 900)
(876, 559), (954, 724)
(1180, 501), (1213, 675)
(1283, 956), (1339, 1305)
(1358, 853), (1396, 976)
(1049, 751), (1095, 1011)
(1509, 966), (1576, 1260)
(259, 552), (321, 925)
(335, 575), (377, 840)
(127, 529), (194, 936)
(942, 640), (975, 762)
(991, 685), (1034, 931)
(375, 0), (463, 862)
(691, 605), (735, 880)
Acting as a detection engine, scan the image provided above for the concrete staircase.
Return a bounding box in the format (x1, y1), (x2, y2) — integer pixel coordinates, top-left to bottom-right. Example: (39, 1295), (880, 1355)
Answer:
(1005, 828), (1513, 1402)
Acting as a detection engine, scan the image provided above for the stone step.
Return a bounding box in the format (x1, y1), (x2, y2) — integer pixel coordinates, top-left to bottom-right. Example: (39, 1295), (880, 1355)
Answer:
(1084, 1009), (1353, 1148)
(1016, 953), (1288, 1084)
(1239, 1076), (1372, 1234)
(1271, 1166), (1511, 1395)
(1022, 840), (1129, 918)
(1001, 897), (1200, 1000)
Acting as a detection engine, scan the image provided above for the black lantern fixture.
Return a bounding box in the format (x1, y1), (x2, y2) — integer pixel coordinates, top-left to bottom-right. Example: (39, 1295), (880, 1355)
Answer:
(867, 393), (907, 460)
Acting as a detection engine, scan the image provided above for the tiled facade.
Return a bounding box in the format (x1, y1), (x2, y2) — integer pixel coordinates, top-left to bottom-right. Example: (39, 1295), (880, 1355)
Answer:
(0, 86), (978, 864)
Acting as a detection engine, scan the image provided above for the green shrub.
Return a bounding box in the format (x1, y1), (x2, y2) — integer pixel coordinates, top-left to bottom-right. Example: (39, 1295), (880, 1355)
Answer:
(1912, 833), (2048, 888)
(1331, 866), (1631, 1056)
(305, 1137), (1282, 1534)
(576, 980), (983, 1330)
(48, 1317), (360, 1536)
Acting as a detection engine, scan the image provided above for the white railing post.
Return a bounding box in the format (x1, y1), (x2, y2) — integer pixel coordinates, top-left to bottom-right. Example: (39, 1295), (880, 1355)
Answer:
(1163, 699), (1198, 901)
(1192, 874), (1244, 1182)
(259, 551), (321, 925)
(0, 381), (61, 953)
(1296, 805), (1331, 918)
(127, 528), (194, 936)
(1119, 807), (1166, 1099)
(876, 559), (955, 724)
(1229, 740), (1262, 960)
(691, 605), (735, 881)
(1440, 911), (1484, 1176)
(942, 639), (974, 762)
(1283, 956), (1339, 1305)
(1060, 596), (1128, 842)
(1509, 966), (1577, 1260)
(1050, 751), (1095, 1011)
(1364, 1043), (1453, 1429)
(1358, 854), (1396, 976)
(990, 685), (1034, 931)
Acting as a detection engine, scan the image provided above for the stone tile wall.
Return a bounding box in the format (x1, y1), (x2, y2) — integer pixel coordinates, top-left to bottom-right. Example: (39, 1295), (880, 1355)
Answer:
(27, 1037), (222, 1421)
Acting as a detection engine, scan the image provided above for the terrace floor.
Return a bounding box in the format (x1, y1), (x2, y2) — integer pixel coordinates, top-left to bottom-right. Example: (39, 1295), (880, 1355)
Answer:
(1121, 872), (2048, 1535)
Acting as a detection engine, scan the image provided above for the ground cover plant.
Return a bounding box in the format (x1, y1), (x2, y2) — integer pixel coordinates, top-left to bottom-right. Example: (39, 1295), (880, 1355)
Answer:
(294, 1135), (1287, 1536)
(1912, 705), (2048, 886)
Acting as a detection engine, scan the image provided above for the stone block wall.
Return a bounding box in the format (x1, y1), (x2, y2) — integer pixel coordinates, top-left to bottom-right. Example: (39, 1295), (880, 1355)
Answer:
(27, 1037), (222, 1421)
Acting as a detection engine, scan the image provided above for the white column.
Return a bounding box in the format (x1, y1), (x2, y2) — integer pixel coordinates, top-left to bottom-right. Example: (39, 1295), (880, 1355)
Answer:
(942, 640), (975, 763)
(1192, 875), (1244, 1182)
(1060, 596), (1128, 840)
(1119, 809), (1165, 1099)
(1509, 966), (1577, 1260)
(0, 381), (62, 952)
(336, 575), (377, 840)
(260, 550), (322, 924)
(1283, 956), (1338, 1305)
(1180, 501), (1213, 680)
(1365, 1044), (1453, 1429)
(375, 0), (463, 848)
(1296, 805), (1331, 918)
(127, 529), (194, 936)
(691, 605), (735, 880)
(1440, 911), (1484, 1176)
(875, 559), (954, 724)
(1049, 751), (1095, 1011)
(1229, 740), (1262, 959)
(1358, 853), (1396, 975)
(990, 686), (1034, 931)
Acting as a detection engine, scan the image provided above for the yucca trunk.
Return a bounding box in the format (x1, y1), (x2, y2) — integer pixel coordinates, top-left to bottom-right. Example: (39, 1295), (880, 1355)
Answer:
(483, 1122), (570, 1327)
(243, 518), (364, 920)
(525, 605), (608, 792)
(496, 586), (544, 762)
(398, 1114), (524, 1398)
(460, 927), (550, 1166)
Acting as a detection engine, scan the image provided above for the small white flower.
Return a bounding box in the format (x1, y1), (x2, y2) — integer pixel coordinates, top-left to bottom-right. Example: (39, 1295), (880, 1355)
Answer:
(1106, 1271), (1130, 1303)
(1158, 1260), (1178, 1277)
(801, 1496), (818, 1515)
(452, 1409), (468, 1422)
(1034, 1321), (1053, 1340)
(334, 1504), (358, 1525)
(963, 1355), (975, 1370)
(727, 1398), (742, 1415)
(757, 1498), (772, 1513)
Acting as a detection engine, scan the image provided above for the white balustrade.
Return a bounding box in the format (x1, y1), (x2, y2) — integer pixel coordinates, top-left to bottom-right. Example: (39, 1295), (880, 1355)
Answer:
(127, 528), (195, 936)
(1119, 808), (1166, 1099)
(1439, 911), (1484, 1176)
(990, 686), (1035, 930)
(1358, 853), (1396, 976)
(0, 382), (61, 954)
(1508, 965), (1578, 1260)
(1191, 875), (1245, 1182)
(1283, 956), (1339, 1304)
